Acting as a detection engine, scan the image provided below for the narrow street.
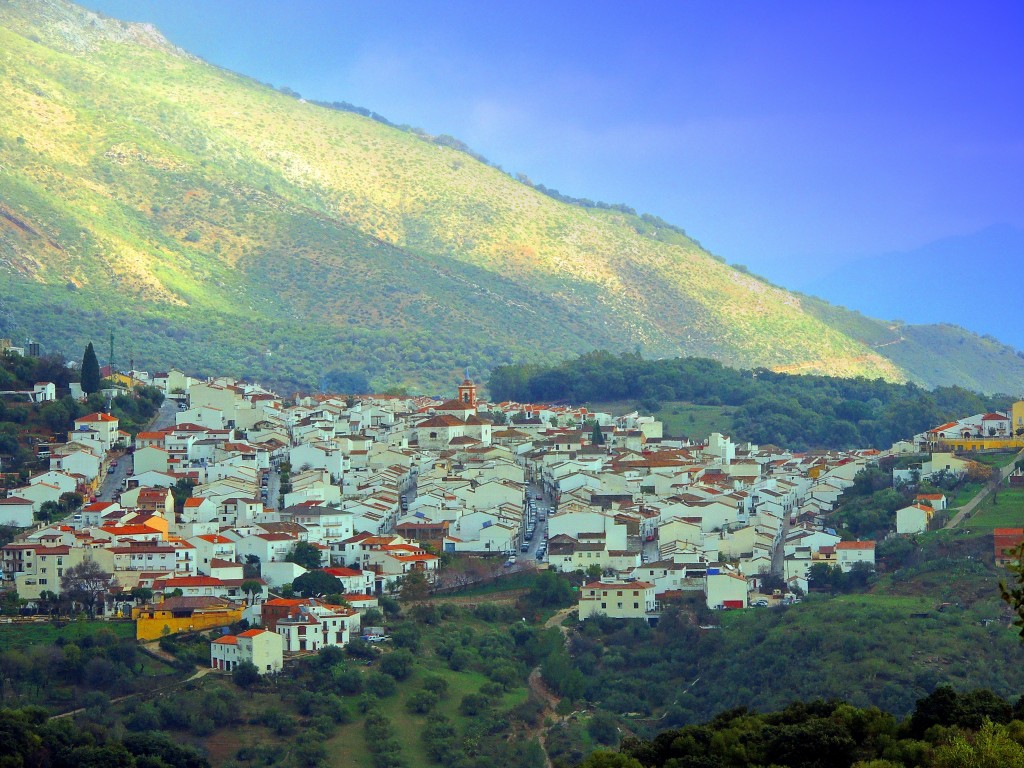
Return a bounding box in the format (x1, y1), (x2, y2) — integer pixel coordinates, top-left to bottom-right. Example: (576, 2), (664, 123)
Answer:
(97, 398), (176, 502)
(771, 508), (793, 577)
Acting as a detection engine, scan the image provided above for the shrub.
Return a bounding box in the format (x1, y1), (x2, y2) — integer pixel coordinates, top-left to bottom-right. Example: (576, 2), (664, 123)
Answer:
(459, 693), (490, 717)
(406, 690), (439, 714)
(366, 672), (398, 698)
(381, 649), (414, 681)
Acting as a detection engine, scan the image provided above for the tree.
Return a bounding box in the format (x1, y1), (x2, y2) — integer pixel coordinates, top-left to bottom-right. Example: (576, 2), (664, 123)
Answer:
(129, 587), (153, 605)
(243, 554), (261, 579)
(528, 570), (574, 608)
(61, 560), (116, 618)
(240, 580), (263, 605)
(381, 649), (414, 681)
(81, 343), (101, 395)
(285, 541), (323, 570)
(578, 753), (644, 768)
(37, 501), (61, 523)
(399, 570), (430, 602)
(292, 570), (342, 598)
(170, 478), (196, 514)
(591, 422), (606, 446)
(233, 661), (260, 689)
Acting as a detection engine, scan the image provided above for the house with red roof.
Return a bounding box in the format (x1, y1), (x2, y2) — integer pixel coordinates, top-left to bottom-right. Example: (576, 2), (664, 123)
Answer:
(995, 529), (1024, 567)
(273, 599), (359, 652)
(896, 503), (934, 534)
(72, 412), (119, 450)
(188, 533), (237, 572)
(835, 540), (876, 572)
(579, 578), (658, 621)
(211, 628), (283, 674)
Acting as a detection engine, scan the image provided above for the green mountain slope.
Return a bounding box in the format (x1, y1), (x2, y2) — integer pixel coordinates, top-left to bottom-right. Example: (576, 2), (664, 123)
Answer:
(0, 0), (1017, 393)
(799, 296), (1024, 395)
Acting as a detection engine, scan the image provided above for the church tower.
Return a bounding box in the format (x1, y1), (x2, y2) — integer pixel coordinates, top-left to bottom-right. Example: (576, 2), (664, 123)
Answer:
(457, 376), (477, 408)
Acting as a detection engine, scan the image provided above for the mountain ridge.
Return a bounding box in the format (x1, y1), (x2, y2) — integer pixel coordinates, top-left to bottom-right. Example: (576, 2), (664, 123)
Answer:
(0, 0), (1021, 393)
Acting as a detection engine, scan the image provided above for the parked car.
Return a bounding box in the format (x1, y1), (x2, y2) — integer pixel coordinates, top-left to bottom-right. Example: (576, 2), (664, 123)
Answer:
(520, 543), (529, 552)
(109, 460), (118, 469)
(504, 556), (516, 567)
(535, 548), (545, 560)
(753, 599), (769, 607)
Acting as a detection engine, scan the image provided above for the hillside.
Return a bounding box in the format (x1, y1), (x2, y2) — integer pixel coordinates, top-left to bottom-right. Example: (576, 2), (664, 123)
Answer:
(802, 224), (1024, 350)
(0, 0), (1019, 392)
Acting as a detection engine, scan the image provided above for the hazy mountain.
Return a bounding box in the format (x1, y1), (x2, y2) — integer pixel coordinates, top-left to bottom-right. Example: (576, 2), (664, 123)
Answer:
(0, 0), (1021, 393)
(803, 224), (1024, 350)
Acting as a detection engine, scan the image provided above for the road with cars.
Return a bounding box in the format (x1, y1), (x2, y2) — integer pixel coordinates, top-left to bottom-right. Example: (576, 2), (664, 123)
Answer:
(96, 398), (178, 502)
(505, 479), (552, 571)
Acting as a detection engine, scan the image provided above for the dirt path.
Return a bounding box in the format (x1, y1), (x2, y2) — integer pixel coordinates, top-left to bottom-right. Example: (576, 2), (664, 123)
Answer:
(49, 667), (210, 720)
(528, 606), (577, 768)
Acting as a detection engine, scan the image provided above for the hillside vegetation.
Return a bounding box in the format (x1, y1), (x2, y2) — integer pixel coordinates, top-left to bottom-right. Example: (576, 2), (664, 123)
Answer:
(488, 352), (1011, 450)
(0, 0), (1019, 392)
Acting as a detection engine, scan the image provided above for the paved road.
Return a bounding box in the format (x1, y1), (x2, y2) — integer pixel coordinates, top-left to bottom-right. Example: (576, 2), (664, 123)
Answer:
(151, 398), (178, 430)
(945, 448), (1024, 529)
(97, 456), (132, 502)
(96, 398), (176, 502)
(771, 507), (793, 577)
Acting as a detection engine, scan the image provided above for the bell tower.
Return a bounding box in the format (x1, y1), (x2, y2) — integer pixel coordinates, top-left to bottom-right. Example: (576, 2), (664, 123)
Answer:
(457, 370), (477, 409)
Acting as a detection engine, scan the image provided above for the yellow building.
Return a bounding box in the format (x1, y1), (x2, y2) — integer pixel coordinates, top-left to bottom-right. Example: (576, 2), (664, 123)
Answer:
(941, 437), (1024, 453)
(1012, 401), (1024, 436)
(133, 596), (243, 640)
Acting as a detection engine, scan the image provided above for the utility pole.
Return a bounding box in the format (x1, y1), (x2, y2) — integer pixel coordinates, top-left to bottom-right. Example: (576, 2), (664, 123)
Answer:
(109, 329), (115, 373)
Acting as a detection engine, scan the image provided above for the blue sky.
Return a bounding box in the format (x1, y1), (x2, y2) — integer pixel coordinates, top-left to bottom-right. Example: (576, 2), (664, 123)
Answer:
(80, 1), (1024, 289)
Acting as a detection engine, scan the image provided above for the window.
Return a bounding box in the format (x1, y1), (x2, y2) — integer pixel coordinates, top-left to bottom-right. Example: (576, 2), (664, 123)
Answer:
(601, 603), (606, 609)
(616, 602), (623, 608)
(634, 603), (639, 609)
(39, 578), (47, 585)
(617, 591), (622, 596)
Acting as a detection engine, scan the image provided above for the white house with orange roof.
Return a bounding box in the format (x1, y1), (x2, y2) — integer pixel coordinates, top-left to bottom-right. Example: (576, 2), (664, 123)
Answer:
(578, 578), (658, 621)
(73, 412), (119, 450)
(273, 600), (358, 652)
(835, 541), (876, 572)
(134, 431), (168, 450)
(211, 628), (283, 674)
(896, 503), (933, 534)
(323, 566), (376, 595)
(189, 533), (237, 571)
(180, 497), (218, 524)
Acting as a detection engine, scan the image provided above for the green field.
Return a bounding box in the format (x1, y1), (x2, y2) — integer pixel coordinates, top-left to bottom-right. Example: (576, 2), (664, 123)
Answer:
(0, 618), (135, 651)
(972, 451), (1020, 469)
(965, 485), (1024, 531)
